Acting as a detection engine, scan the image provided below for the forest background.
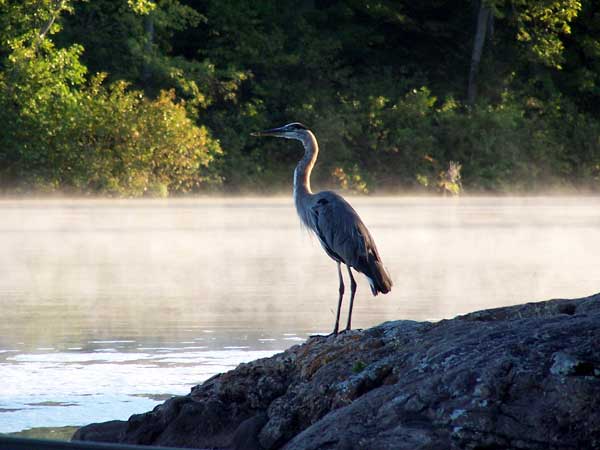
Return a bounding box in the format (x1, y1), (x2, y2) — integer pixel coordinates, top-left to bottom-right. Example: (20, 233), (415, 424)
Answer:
(0, 0), (599, 196)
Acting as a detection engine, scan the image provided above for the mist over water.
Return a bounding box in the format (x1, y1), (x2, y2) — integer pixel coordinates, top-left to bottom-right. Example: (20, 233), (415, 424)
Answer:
(1, 196), (599, 433)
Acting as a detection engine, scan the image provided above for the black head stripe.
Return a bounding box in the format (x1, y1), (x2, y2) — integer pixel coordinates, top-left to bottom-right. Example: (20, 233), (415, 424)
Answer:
(286, 122), (308, 131)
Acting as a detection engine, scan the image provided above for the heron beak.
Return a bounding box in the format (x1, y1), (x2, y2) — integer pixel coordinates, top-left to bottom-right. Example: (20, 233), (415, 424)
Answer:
(250, 126), (287, 137)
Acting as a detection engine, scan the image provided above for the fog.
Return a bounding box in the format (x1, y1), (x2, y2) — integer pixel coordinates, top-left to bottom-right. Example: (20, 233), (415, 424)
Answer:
(1, 196), (599, 432)
(1, 196), (599, 348)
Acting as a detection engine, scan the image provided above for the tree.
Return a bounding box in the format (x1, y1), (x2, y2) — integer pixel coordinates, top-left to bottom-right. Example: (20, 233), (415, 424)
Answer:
(0, 0), (221, 195)
(467, 0), (581, 104)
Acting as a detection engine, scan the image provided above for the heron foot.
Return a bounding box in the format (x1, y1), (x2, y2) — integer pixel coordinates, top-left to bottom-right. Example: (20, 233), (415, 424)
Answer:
(309, 327), (359, 339)
(309, 332), (337, 339)
(341, 327), (361, 334)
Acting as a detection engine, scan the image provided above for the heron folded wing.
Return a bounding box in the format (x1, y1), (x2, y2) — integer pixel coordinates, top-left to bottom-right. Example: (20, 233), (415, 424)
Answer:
(310, 192), (369, 266)
(310, 200), (344, 263)
(309, 191), (392, 294)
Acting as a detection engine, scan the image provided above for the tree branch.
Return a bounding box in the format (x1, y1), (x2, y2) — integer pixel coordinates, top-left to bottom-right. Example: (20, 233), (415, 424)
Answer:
(36, 0), (67, 47)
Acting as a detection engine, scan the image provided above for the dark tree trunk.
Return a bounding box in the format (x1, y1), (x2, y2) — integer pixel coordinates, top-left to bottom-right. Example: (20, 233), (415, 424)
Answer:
(142, 13), (155, 88)
(468, 2), (492, 105)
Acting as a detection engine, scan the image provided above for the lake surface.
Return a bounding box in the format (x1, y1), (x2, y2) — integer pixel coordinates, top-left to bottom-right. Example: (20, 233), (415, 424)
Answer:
(1, 196), (599, 434)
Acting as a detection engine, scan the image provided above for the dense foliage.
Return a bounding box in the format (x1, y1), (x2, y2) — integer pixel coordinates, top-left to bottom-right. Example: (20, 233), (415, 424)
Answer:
(1, 0), (599, 195)
(0, 0), (220, 195)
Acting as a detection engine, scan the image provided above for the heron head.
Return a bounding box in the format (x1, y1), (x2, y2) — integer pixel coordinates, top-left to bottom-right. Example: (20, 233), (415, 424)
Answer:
(251, 122), (309, 140)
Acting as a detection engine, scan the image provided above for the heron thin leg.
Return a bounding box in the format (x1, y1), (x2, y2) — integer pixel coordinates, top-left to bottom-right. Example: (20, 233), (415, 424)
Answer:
(345, 266), (357, 331)
(333, 262), (344, 335)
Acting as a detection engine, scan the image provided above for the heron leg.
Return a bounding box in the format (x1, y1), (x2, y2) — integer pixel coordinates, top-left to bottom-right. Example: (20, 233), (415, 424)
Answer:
(332, 262), (344, 335)
(345, 266), (357, 331)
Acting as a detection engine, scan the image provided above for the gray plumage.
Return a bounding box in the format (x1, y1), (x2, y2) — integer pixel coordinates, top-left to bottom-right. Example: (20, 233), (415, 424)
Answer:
(252, 122), (392, 334)
(307, 191), (392, 295)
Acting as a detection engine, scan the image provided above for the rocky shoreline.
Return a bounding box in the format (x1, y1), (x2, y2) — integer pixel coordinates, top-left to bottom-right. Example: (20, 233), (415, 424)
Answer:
(74, 293), (600, 449)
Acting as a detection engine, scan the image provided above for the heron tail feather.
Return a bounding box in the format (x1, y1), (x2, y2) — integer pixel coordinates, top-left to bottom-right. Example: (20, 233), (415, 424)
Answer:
(365, 255), (392, 296)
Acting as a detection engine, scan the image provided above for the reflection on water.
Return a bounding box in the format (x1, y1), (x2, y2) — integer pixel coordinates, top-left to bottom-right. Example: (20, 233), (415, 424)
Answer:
(1, 196), (599, 433)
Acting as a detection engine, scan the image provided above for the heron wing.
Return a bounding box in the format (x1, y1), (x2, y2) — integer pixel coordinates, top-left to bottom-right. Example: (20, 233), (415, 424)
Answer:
(308, 191), (393, 295)
(309, 191), (374, 267)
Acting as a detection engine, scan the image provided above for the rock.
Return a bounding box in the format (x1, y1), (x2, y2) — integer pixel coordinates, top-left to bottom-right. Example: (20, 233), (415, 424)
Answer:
(73, 293), (600, 449)
(72, 420), (127, 443)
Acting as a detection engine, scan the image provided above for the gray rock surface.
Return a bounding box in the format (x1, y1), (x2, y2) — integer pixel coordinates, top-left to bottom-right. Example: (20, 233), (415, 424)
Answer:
(73, 293), (600, 449)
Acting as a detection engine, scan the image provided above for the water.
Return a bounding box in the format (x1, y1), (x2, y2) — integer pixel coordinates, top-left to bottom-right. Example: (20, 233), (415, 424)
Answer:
(1, 196), (599, 434)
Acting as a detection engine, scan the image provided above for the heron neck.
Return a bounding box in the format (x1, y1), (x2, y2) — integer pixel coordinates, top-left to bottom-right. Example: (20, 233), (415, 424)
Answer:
(293, 131), (319, 199)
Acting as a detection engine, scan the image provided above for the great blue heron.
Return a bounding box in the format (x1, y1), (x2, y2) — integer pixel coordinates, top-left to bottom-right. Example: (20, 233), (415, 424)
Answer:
(252, 122), (392, 335)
